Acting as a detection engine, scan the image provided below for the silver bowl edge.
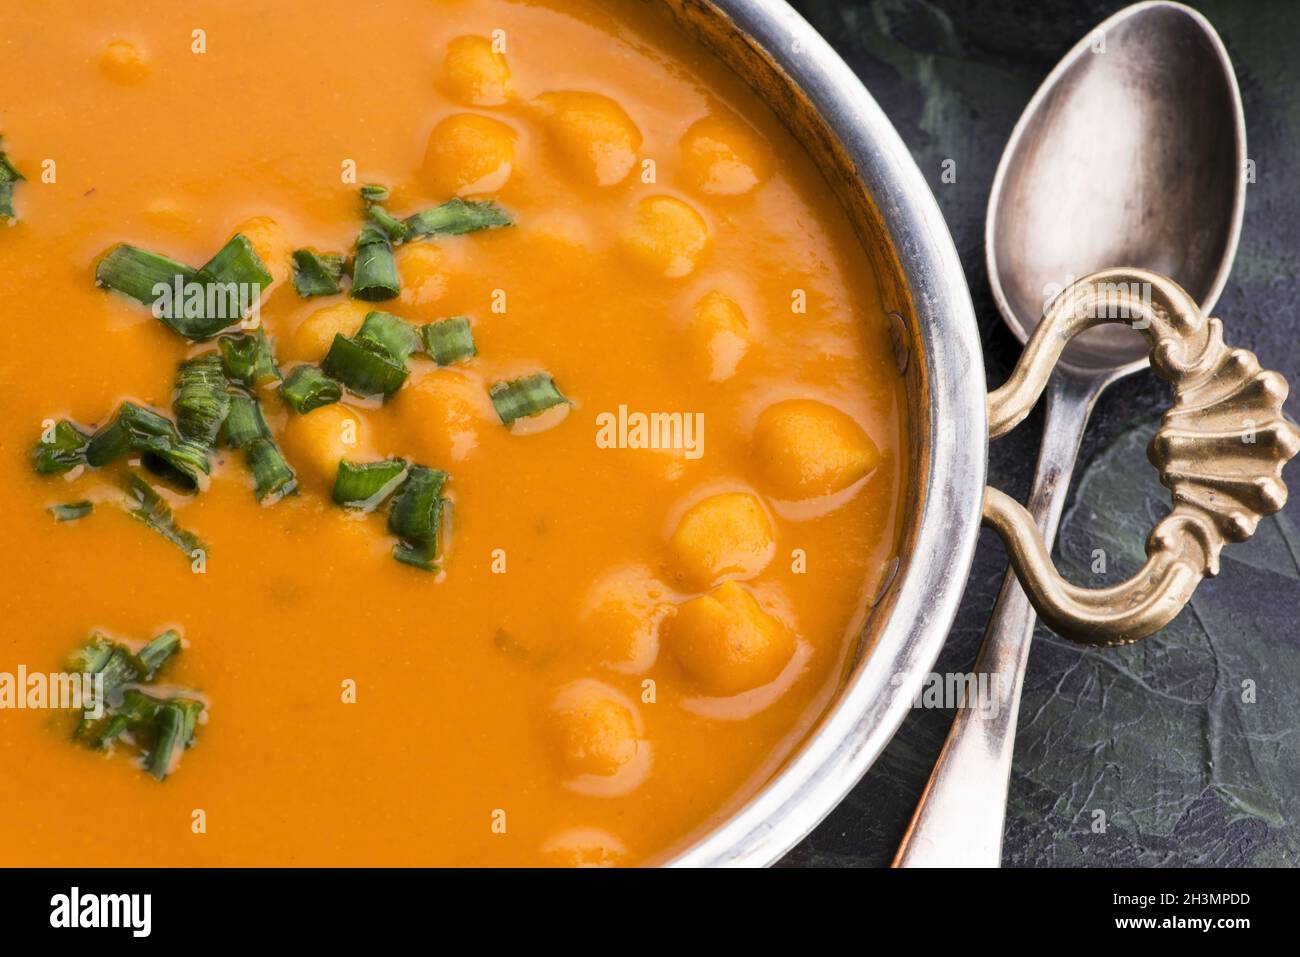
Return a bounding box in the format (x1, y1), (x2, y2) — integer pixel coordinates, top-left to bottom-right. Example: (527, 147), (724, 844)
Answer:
(661, 0), (988, 867)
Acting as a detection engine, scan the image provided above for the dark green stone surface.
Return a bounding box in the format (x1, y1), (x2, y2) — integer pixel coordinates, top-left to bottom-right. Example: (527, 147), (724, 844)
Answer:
(781, 0), (1300, 867)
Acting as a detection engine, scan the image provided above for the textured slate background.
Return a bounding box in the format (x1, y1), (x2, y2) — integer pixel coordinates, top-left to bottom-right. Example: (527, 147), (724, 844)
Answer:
(779, 0), (1300, 867)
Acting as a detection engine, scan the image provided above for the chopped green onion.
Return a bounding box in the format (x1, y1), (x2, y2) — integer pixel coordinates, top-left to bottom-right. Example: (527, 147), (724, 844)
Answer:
(393, 539), (440, 570)
(388, 466), (446, 541)
(279, 365), (342, 413)
(49, 501), (93, 522)
(321, 333), (408, 397)
(196, 232), (273, 293)
(97, 235), (269, 340)
(360, 184), (390, 203)
(95, 244), (198, 309)
(138, 630), (182, 678)
(421, 316), (476, 366)
(292, 249), (346, 298)
(489, 373), (568, 425)
(119, 471), (206, 557)
(356, 311), (421, 364)
(142, 438), (210, 492)
(73, 630), (178, 705)
(69, 633), (116, 675)
(403, 199), (514, 238)
(223, 392), (270, 449)
(85, 405), (152, 464)
(245, 437), (297, 503)
(176, 697), (204, 741)
(350, 223), (400, 302)
(84, 689), (162, 750)
(0, 138), (23, 222)
(388, 466), (448, 570)
(368, 206), (410, 244)
(67, 630), (202, 776)
(333, 458), (408, 511)
(318, 312), (418, 398)
(174, 353), (231, 449)
(87, 402), (210, 492)
(33, 420), (92, 474)
(68, 633), (132, 743)
(71, 642), (148, 748)
(146, 697), (205, 781)
(225, 391), (296, 502)
(218, 330), (281, 387)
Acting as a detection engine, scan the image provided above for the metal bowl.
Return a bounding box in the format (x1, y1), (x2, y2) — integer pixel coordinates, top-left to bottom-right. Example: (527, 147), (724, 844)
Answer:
(658, 0), (987, 866)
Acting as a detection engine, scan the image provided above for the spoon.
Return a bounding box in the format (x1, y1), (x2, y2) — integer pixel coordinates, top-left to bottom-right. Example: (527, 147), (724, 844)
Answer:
(893, 0), (1246, 867)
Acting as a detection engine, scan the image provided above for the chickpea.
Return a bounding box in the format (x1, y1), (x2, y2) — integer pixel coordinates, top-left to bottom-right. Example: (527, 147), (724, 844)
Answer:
(539, 828), (629, 868)
(752, 399), (880, 498)
(679, 113), (770, 197)
(397, 244), (449, 307)
(688, 291), (750, 382)
(534, 91), (641, 187)
(663, 581), (794, 696)
(99, 40), (149, 85)
(396, 367), (493, 465)
(549, 680), (641, 777)
(281, 403), (372, 492)
(669, 490), (774, 589)
(576, 565), (669, 672)
(443, 35), (512, 107)
(620, 195), (709, 279)
(422, 113), (516, 197)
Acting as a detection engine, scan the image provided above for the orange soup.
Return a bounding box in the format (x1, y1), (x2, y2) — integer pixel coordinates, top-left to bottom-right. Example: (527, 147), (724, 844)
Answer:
(0, 0), (907, 865)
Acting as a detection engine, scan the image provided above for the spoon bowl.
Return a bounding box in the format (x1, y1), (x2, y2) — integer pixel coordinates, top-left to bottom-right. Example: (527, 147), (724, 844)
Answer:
(986, 0), (1246, 373)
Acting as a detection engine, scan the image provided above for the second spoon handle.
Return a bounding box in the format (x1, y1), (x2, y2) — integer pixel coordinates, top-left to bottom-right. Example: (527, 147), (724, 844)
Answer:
(892, 370), (1103, 867)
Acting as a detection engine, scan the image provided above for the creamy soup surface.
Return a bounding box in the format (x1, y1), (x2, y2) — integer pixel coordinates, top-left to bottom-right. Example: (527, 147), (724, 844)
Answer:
(0, 0), (907, 865)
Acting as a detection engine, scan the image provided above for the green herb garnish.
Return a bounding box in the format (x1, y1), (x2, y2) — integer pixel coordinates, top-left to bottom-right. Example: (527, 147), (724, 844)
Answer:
(403, 199), (513, 239)
(388, 466), (448, 571)
(223, 392), (270, 449)
(138, 629), (182, 678)
(218, 329), (281, 387)
(356, 311), (422, 364)
(321, 333), (408, 397)
(421, 316), (476, 366)
(292, 249), (346, 298)
(83, 689), (161, 750)
(360, 184), (411, 244)
(96, 233), (270, 340)
(279, 365), (342, 414)
(67, 629), (203, 780)
(95, 244), (198, 309)
(145, 697), (205, 781)
(0, 137), (24, 222)
(33, 420), (92, 474)
(49, 501), (94, 522)
(86, 402), (210, 492)
(118, 471), (206, 556)
(245, 437), (297, 503)
(174, 353), (231, 449)
(489, 373), (568, 425)
(196, 233), (273, 291)
(333, 458), (409, 511)
(350, 223), (400, 302)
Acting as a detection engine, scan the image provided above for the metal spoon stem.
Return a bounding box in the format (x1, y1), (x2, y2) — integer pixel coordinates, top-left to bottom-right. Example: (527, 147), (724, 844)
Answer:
(893, 370), (1103, 867)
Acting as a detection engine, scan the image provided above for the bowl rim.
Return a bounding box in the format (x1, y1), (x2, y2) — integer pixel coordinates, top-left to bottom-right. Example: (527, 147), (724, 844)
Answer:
(664, 0), (988, 867)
